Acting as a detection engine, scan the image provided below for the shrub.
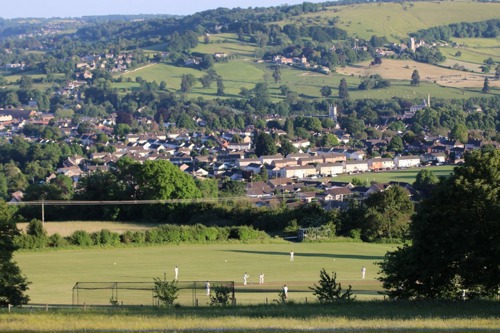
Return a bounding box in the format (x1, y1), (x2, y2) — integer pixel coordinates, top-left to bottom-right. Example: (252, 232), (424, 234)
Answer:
(210, 285), (233, 306)
(69, 230), (93, 246)
(121, 230), (134, 244)
(48, 233), (67, 247)
(99, 229), (121, 246)
(309, 269), (354, 303)
(132, 231), (146, 244)
(153, 278), (179, 306)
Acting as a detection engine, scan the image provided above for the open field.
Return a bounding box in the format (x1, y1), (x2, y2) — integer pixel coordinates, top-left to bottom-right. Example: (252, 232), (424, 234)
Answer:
(1, 301), (499, 333)
(337, 59), (499, 89)
(16, 221), (159, 237)
(332, 165), (455, 184)
(287, 1), (500, 42)
(116, 58), (494, 101)
(15, 242), (392, 305)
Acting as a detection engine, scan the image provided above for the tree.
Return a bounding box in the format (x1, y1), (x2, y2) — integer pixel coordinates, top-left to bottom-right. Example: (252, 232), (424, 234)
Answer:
(216, 76), (225, 96)
(0, 200), (30, 306)
(482, 77), (490, 93)
(153, 278), (179, 306)
(320, 86), (332, 98)
(449, 123), (468, 143)
(309, 269), (353, 303)
(387, 136), (404, 153)
(321, 133), (339, 148)
(272, 65), (281, 84)
(254, 132), (277, 157)
(413, 169), (438, 194)
(410, 70), (420, 86)
(379, 148), (500, 300)
(362, 186), (414, 242)
(136, 160), (201, 200)
(338, 78), (349, 99)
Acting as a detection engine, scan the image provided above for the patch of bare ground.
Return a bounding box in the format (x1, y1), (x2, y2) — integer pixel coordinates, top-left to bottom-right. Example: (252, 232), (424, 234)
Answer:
(337, 59), (498, 88)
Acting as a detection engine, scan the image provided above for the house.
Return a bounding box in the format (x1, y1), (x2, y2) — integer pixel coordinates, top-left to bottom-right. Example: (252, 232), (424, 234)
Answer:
(297, 191), (318, 203)
(317, 163), (344, 177)
(286, 153), (310, 160)
(280, 165), (317, 179)
(322, 153), (346, 163)
(260, 154), (283, 165)
(343, 160), (369, 173)
(420, 153), (446, 164)
(394, 155), (420, 168)
(298, 156), (324, 166)
(322, 187), (352, 202)
(236, 158), (261, 169)
(345, 149), (365, 161)
(368, 158), (395, 171)
(271, 158), (297, 169)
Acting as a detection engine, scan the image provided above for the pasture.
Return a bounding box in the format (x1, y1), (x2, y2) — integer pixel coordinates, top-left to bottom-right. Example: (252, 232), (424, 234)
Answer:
(14, 242), (392, 305)
(289, 1), (500, 42)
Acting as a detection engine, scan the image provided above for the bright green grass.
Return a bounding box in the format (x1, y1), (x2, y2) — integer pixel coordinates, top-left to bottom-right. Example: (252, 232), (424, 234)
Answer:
(332, 165), (455, 184)
(441, 46), (500, 65)
(116, 59), (494, 101)
(194, 34), (258, 58)
(286, 1), (500, 42)
(15, 242), (392, 305)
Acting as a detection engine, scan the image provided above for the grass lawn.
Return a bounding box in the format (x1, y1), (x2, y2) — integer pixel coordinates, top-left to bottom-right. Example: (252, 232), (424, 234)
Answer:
(15, 242), (392, 305)
(331, 165), (455, 184)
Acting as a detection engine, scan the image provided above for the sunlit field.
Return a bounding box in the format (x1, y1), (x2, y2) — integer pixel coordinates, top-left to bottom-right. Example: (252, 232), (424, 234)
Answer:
(15, 242), (392, 305)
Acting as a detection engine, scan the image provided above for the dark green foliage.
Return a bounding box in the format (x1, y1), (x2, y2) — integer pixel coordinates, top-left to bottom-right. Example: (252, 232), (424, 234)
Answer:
(0, 200), (30, 306)
(153, 278), (179, 306)
(358, 74), (390, 90)
(69, 230), (93, 246)
(410, 70), (420, 86)
(310, 269), (354, 303)
(379, 148), (500, 300)
(210, 285), (233, 306)
(338, 78), (349, 99)
(254, 132), (277, 157)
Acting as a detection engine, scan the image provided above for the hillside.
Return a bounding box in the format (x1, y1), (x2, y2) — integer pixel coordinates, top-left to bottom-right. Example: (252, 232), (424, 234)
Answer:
(288, 1), (500, 41)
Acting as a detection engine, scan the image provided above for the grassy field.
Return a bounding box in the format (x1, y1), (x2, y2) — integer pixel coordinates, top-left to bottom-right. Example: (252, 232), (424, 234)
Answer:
(15, 242), (392, 305)
(332, 165), (455, 184)
(289, 1), (500, 42)
(1, 301), (499, 333)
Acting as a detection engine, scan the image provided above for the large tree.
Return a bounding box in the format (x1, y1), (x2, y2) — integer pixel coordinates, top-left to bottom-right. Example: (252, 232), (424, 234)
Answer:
(338, 78), (349, 99)
(254, 132), (277, 157)
(0, 201), (30, 306)
(410, 70), (420, 86)
(379, 148), (500, 300)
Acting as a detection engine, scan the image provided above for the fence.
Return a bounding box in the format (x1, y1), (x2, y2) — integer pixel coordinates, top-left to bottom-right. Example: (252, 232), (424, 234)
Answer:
(72, 281), (235, 307)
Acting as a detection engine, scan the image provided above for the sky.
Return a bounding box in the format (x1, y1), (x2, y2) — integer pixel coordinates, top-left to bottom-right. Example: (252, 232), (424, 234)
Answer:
(1, 0), (326, 19)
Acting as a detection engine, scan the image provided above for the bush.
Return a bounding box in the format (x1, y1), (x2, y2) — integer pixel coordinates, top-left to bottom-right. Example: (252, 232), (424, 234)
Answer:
(210, 285), (233, 306)
(99, 229), (121, 246)
(69, 230), (93, 246)
(48, 233), (67, 247)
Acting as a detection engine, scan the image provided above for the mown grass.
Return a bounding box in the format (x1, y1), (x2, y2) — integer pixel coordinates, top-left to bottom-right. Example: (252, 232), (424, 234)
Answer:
(15, 242), (392, 305)
(1, 301), (498, 332)
(332, 165), (455, 184)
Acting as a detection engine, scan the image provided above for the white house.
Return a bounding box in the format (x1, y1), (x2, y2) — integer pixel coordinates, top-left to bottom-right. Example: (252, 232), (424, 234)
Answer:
(280, 165), (317, 178)
(343, 160), (369, 173)
(394, 155), (421, 168)
(317, 163), (344, 176)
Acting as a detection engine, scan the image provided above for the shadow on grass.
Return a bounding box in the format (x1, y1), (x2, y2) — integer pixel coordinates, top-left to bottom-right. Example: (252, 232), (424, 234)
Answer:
(221, 250), (384, 261)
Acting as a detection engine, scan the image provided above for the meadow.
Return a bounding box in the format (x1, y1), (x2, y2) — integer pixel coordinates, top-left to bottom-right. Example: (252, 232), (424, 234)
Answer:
(290, 1), (500, 42)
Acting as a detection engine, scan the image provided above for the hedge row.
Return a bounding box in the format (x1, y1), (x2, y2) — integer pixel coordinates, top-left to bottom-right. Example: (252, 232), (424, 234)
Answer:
(15, 223), (269, 249)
